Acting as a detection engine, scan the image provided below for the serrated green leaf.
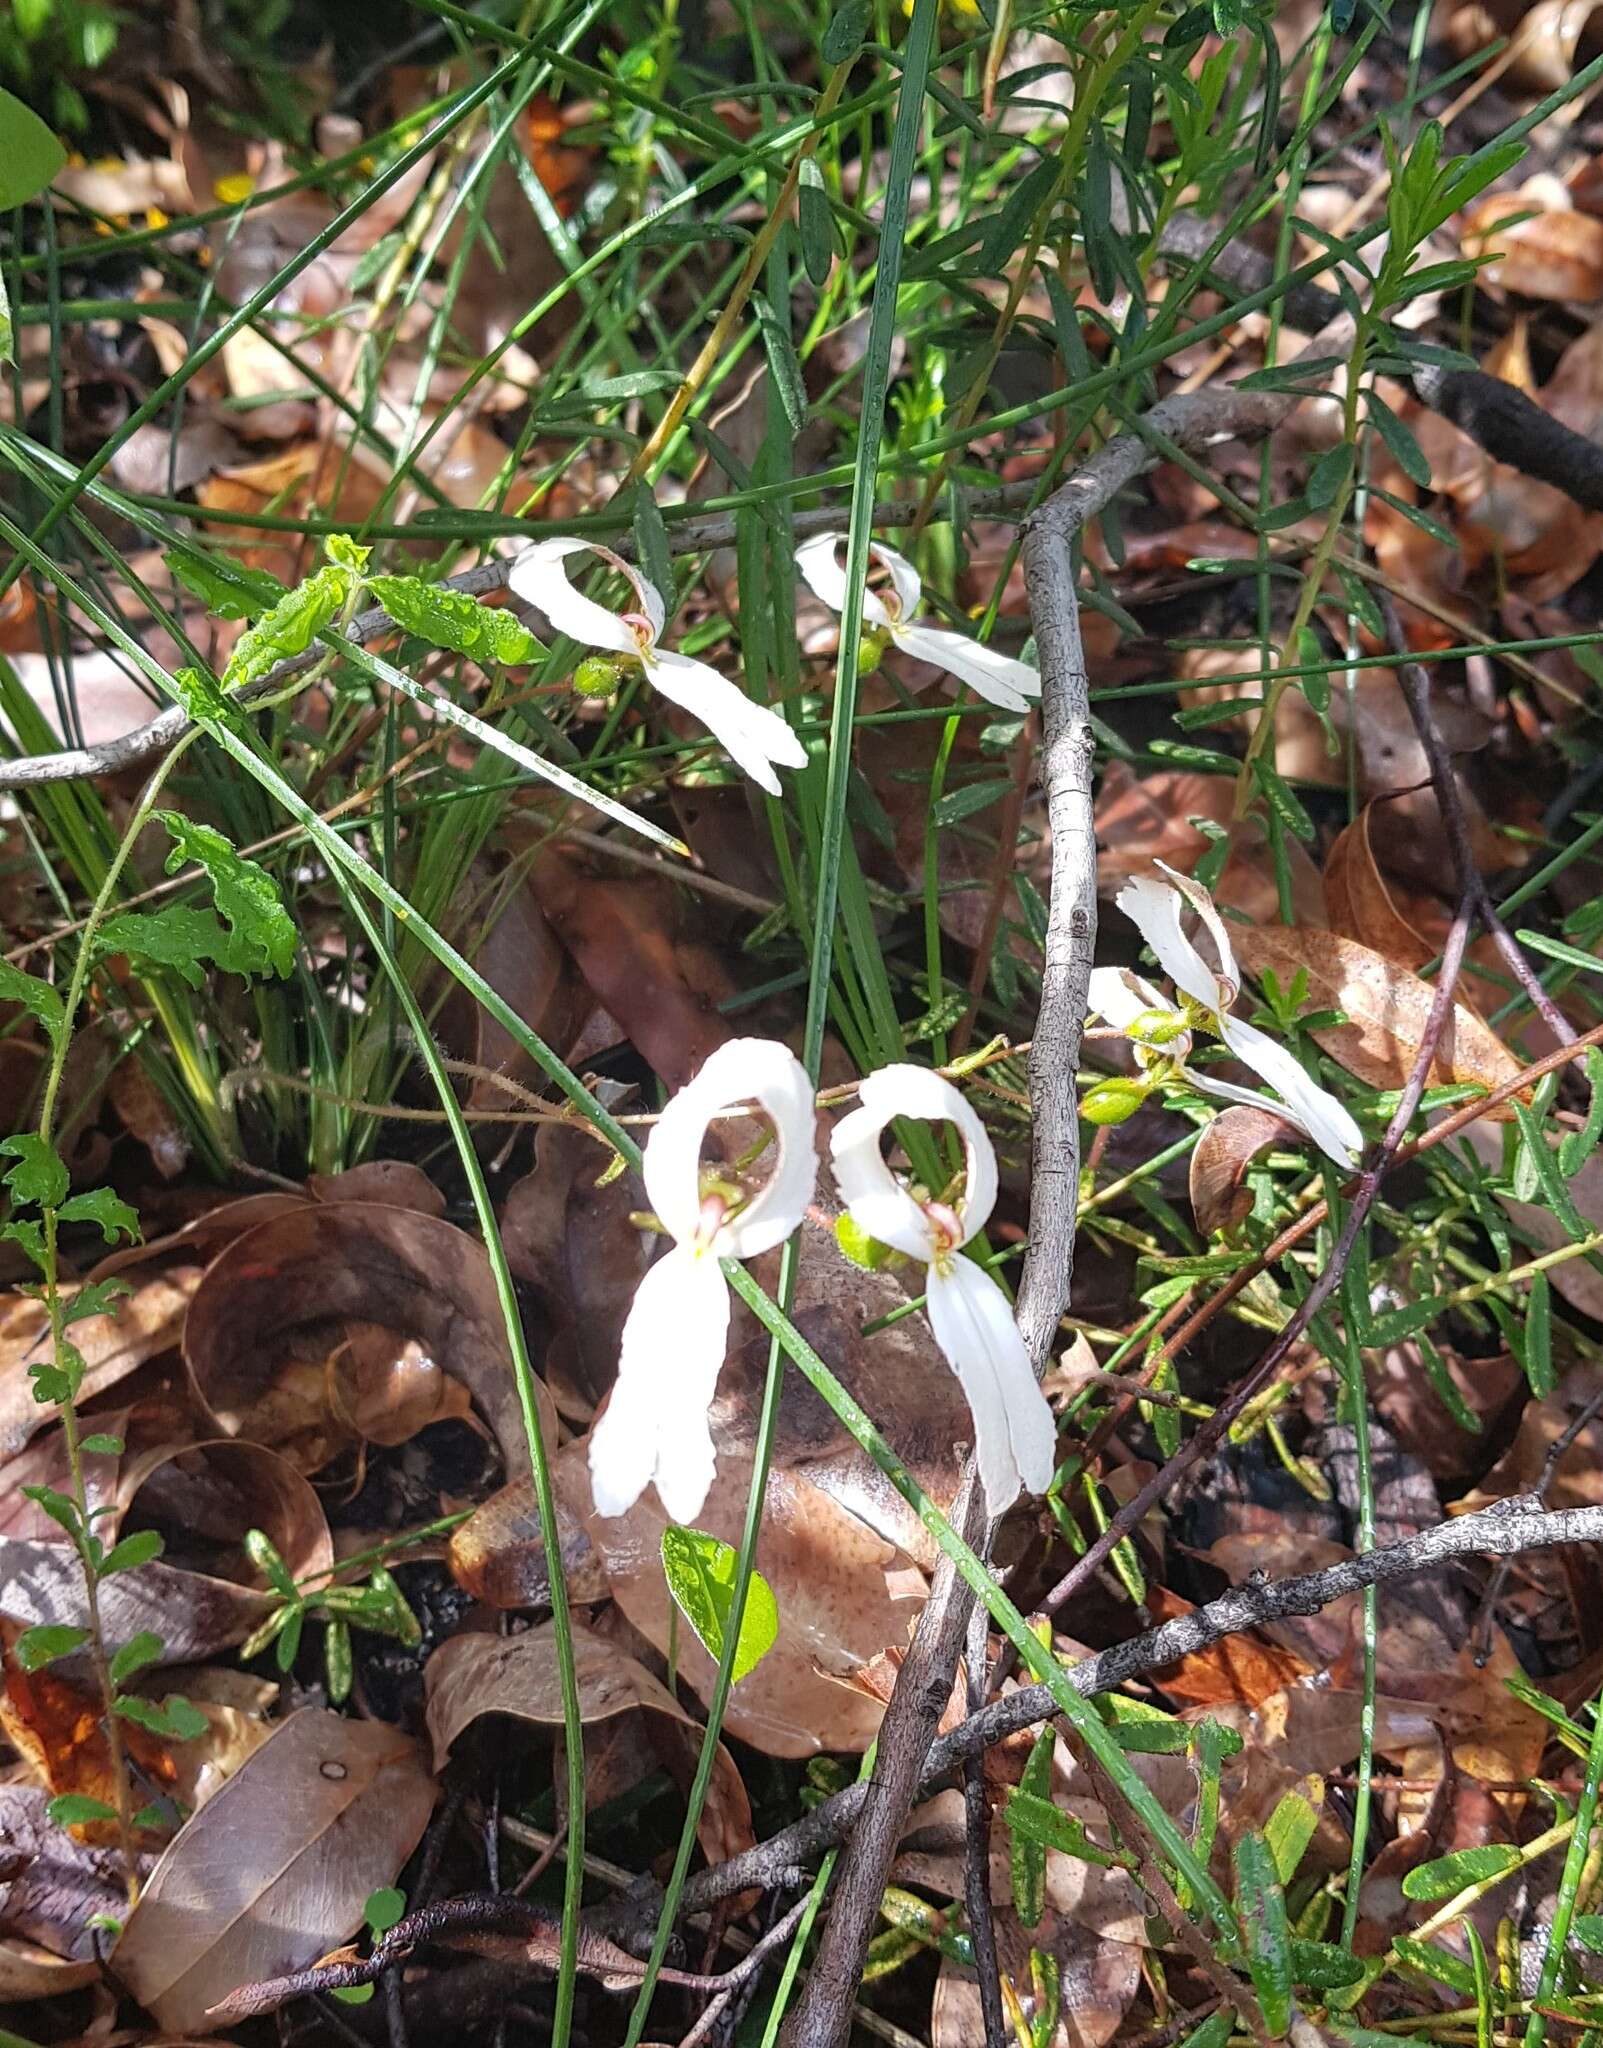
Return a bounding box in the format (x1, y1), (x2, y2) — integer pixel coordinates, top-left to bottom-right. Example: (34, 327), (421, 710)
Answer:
(114, 1691), (208, 1741)
(152, 815), (295, 980)
(1401, 1842), (1522, 1901)
(101, 1529), (164, 1576)
(223, 564), (350, 689)
(57, 1187), (140, 1246)
(15, 1623), (89, 1670)
(47, 1793), (120, 1828)
(0, 87), (67, 209)
(0, 1133), (68, 1211)
(659, 1525), (778, 1683)
(367, 574), (542, 667)
(164, 545), (284, 621)
(109, 1630), (165, 1687)
(1234, 1830), (1293, 2037)
(60, 1277), (131, 1328)
(96, 905), (233, 990)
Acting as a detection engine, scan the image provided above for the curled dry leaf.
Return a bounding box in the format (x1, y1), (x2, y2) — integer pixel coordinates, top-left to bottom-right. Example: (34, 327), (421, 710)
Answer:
(183, 1201), (556, 1476)
(933, 1905), (1141, 2048)
(1462, 189), (1603, 302)
(112, 1708), (435, 2036)
(1189, 1103), (1297, 1238)
(0, 1267), (200, 1459)
(1233, 927), (1525, 1105)
(424, 1619), (753, 1873)
(449, 1438), (612, 1609)
(1323, 807), (1434, 974)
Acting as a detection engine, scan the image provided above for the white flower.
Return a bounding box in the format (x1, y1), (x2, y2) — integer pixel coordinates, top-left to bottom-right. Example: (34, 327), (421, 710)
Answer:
(1089, 862), (1364, 1171)
(510, 537), (807, 796)
(829, 1065), (1056, 1516)
(588, 1037), (817, 1523)
(795, 533), (1042, 714)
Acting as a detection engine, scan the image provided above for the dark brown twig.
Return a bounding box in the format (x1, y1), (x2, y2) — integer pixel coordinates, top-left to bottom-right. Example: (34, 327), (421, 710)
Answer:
(961, 1590), (1007, 2048)
(1473, 1385), (1603, 1663)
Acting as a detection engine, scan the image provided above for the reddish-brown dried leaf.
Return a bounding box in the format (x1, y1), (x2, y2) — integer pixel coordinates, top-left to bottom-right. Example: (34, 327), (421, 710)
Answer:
(1189, 1104), (1296, 1237)
(1463, 190), (1603, 301)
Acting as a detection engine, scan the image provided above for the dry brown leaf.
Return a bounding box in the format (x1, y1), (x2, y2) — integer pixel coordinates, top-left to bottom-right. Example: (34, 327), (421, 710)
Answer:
(0, 1268), (200, 1459)
(1, 1631), (176, 1846)
(1323, 809), (1434, 972)
(0, 1938), (100, 2002)
(1144, 1584), (1312, 1709)
(425, 1620), (753, 1875)
(1463, 189), (1603, 301)
(183, 1201), (556, 1476)
(112, 1709), (435, 2035)
(448, 1439), (612, 1609)
(1190, 1104), (1296, 1237)
(933, 1907), (1140, 2048)
(1234, 927), (1524, 1102)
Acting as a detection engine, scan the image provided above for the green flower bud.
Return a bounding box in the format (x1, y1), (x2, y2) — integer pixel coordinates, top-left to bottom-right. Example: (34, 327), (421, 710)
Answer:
(572, 654), (624, 699)
(1080, 1076), (1149, 1127)
(1129, 1006), (1190, 1047)
(834, 1210), (896, 1270)
(856, 628), (892, 678)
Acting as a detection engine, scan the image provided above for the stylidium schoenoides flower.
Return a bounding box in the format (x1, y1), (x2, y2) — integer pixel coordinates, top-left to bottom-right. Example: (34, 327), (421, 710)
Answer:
(510, 538), (807, 795)
(830, 1065), (1056, 1516)
(588, 1037), (816, 1524)
(795, 534), (1042, 714)
(1087, 863), (1364, 1171)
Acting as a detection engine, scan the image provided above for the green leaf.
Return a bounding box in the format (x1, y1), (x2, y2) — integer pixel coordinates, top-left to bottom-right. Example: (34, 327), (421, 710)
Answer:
(1401, 1843), (1522, 1901)
(1561, 1049), (1603, 1180)
(0, 87), (66, 209)
(821, 0), (871, 63)
(367, 574), (542, 667)
(797, 159), (839, 285)
(753, 292), (808, 436)
(15, 0), (56, 39)
(0, 1133), (68, 1211)
(14, 1623), (89, 1671)
(46, 1793), (119, 1828)
(1291, 1939), (1366, 1991)
(57, 1188), (140, 1246)
(152, 814), (296, 980)
(1003, 1790), (1124, 1868)
(325, 1617), (353, 1703)
(97, 906), (235, 990)
(659, 1525), (778, 1684)
(109, 1631), (165, 1687)
(114, 1692), (208, 1741)
(1252, 758), (1316, 843)
(1306, 441), (1355, 510)
(100, 1529), (165, 1576)
(21, 1484), (81, 1540)
(0, 266), (11, 368)
(222, 564), (350, 689)
(1175, 2015), (1233, 2048)
(1263, 1775), (1323, 1884)
(60, 1278), (131, 1328)
(244, 1526), (300, 1599)
(164, 545), (284, 621)
(1011, 1726), (1055, 1927)
(1234, 1831), (1293, 2038)
(1367, 389), (1432, 487)
(78, 1433), (124, 1457)
(365, 1886), (407, 1935)
(1524, 1268), (1554, 1398)
(1571, 1914), (1603, 1954)
(932, 778), (1011, 828)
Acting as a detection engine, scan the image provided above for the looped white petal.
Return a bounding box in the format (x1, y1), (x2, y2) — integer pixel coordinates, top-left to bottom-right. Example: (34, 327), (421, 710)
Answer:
(830, 1064), (998, 1256)
(794, 534), (921, 630)
(1087, 966), (1173, 1034)
(588, 1244), (731, 1521)
(646, 648), (806, 796)
(1114, 874), (1226, 1015)
(1155, 860), (1239, 1005)
(892, 624), (1040, 713)
(641, 1036), (817, 1251)
(508, 537), (665, 655)
(925, 1255), (1056, 1515)
(1216, 1015), (1364, 1170)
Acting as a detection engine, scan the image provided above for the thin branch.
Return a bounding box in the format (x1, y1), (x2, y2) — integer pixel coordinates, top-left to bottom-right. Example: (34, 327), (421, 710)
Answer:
(962, 1596), (1008, 2048)
(625, 1493), (1603, 1923)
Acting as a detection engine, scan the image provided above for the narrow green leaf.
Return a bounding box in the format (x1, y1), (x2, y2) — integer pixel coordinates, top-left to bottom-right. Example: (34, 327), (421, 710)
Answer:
(1011, 1726), (1055, 1927)
(109, 1631), (165, 1687)
(797, 159), (838, 285)
(1234, 1830), (1293, 2038)
(1367, 389), (1432, 487)
(100, 1529), (165, 1576)
(367, 574), (542, 667)
(821, 0), (871, 63)
(1559, 1048), (1603, 1178)
(1291, 1939), (1366, 1991)
(1401, 1843), (1523, 1901)
(1004, 1789), (1124, 1867)
(1252, 758), (1316, 843)
(753, 293), (808, 435)
(1263, 1775), (1323, 1884)
(1525, 1269), (1554, 1397)
(46, 1793), (119, 1828)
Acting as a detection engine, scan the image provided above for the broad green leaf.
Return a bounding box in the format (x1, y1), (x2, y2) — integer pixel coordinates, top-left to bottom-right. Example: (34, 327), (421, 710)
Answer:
(78, 1432), (125, 1456)
(1401, 1843), (1522, 1901)
(367, 574), (541, 667)
(98, 905), (249, 990)
(164, 545), (283, 620)
(47, 1793), (120, 1828)
(0, 958), (66, 1050)
(114, 1692), (208, 1741)
(1291, 1940), (1366, 1991)
(659, 1525), (778, 1684)
(152, 815), (296, 979)
(365, 1886), (407, 1934)
(15, 1623), (89, 1670)
(21, 1484), (81, 1539)
(110, 1631), (165, 1687)
(57, 1187), (140, 1246)
(101, 1529), (165, 1576)
(0, 1133), (68, 1211)
(0, 87), (67, 209)
(1234, 1830), (1293, 2038)
(223, 564), (350, 689)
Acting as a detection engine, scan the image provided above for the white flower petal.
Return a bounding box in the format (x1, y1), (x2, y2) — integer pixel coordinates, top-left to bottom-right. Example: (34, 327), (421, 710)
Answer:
(832, 1064), (998, 1252)
(926, 1255), (1056, 1516)
(1087, 966), (1177, 1036)
(1155, 860), (1239, 1004)
(588, 1245), (730, 1521)
(893, 623), (1039, 712)
(705, 1039), (817, 1259)
(794, 532), (892, 629)
(870, 540), (924, 625)
(509, 537), (651, 656)
(646, 648), (806, 796)
(1217, 1015), (1364, 1170)
(1114, 874), (1225, 1014)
